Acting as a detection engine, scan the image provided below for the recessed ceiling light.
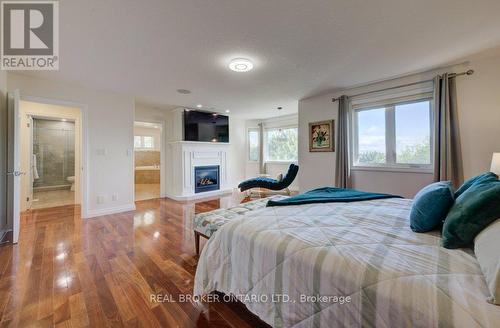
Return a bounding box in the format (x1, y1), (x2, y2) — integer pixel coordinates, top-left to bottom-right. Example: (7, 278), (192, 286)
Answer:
(225, 110), (230, 113)
(177, 89), (191, 94)
(228, 58), (254, 72)
(61, 118), (67, 122)
(196, 104), (203, 108)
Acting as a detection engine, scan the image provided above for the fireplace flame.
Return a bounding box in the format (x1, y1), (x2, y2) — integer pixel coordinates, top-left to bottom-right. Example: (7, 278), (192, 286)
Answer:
(199, 178), (215, 186)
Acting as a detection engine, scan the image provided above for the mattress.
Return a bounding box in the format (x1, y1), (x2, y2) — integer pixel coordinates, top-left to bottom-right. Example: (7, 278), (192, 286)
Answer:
(194, 198), (500, 327)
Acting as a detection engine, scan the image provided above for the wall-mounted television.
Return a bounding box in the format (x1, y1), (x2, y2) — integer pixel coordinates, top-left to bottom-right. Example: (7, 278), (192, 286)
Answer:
(184, 110), (229, 143)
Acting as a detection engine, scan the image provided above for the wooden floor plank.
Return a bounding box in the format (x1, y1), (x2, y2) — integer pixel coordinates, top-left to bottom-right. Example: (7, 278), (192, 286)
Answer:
(0, 193), (271, 327)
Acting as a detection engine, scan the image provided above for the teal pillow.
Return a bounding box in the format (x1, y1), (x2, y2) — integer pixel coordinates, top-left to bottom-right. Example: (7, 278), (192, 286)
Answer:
(442, 178), (500, 249)
(410, 182), (455, 232)
(455, 172), (498, 198)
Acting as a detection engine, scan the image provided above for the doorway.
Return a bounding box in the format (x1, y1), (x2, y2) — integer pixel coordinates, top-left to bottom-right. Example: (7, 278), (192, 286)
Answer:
(30, 118), (76, 209)
(134, 121), (162, 201)
(20, 101), (82, 211)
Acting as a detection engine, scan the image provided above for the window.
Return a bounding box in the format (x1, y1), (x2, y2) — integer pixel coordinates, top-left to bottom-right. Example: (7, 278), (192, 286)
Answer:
(248, 129), (259, 161)
(134, 135), (155, 149)
(356, 107), (386, 164)
(134, 136), (142, 148)
(354, 99), (432, 169)
(265, 127), (298, 162)
(395, 101), (431, 164)
(143, 136), (154, 149)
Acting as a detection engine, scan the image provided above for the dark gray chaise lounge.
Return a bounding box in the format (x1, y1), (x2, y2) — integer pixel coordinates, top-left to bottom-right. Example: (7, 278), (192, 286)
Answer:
(238, 164), (299, 193)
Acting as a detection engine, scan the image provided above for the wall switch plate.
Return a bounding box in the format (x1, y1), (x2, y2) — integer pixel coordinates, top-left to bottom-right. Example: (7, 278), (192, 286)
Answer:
(112, 194), (118, 201)
(97, 195), (106, 204)
(96, 148), (107, 156)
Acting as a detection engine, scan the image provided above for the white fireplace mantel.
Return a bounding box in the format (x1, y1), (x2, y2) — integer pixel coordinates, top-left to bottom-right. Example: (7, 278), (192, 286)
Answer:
(165, 141), (232, 200)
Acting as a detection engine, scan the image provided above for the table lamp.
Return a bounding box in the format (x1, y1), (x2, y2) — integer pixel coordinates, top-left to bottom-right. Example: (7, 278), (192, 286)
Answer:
(491, 153), (500, 176)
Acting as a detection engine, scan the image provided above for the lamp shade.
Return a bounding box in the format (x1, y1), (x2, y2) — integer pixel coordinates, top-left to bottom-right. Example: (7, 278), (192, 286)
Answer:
(491, 153), (500, 175)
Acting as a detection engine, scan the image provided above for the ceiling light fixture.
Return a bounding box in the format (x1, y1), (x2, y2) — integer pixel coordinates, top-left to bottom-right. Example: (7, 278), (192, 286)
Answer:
(177, 89), (192, 94)
(228, 58), (254, 72)
(196, 104), (203, 108)
(225, 110), (230, 113)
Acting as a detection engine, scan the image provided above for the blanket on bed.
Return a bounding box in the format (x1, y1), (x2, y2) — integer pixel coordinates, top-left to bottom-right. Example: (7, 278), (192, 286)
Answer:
(194, 198), (500, 328)
(267, 186), (402, 207)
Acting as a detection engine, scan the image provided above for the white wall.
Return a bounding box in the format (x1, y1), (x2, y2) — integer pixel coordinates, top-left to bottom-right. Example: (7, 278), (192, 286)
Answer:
(456, 49), (500, 177)
(0, 70), (7, 233)
(19, 101), (82, 211)
(298, 47), (500, 198)
(228, 117), (246, 187)
(298, 94), (337, 192)
(8, 73), (135, 218)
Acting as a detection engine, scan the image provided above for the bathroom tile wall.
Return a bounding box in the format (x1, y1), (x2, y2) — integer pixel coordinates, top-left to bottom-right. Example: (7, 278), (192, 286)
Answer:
(135, 151), (160, 184)
(33, 119), (75, 189)
(135, 151), (160, 167)
(135, 170), (160, 184)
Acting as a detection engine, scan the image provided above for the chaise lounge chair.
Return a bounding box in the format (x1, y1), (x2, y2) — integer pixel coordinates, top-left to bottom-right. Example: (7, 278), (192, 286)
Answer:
(238, 164), (299, 194)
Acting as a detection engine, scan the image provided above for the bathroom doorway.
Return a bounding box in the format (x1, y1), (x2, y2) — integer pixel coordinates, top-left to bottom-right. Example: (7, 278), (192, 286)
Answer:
(20, 101), (82, 211)
(134, 121), (162, 201)
(30, 118), (76, 209)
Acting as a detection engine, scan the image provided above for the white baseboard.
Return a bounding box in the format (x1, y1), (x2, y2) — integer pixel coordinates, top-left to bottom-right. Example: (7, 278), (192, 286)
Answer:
(165, 188), (233, 201)
(83, 203), (136, 219)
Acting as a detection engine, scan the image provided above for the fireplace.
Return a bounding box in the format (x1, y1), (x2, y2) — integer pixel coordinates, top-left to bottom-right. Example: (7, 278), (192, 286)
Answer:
(194, 165), (220, 193)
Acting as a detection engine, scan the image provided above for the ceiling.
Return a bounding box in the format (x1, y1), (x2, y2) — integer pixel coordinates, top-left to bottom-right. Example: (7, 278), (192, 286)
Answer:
(22, 0), (500, 118)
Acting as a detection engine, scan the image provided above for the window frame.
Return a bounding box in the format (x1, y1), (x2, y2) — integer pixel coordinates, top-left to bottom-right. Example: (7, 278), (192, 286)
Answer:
(351, 97), (434, 173)
(247, 127), (260, 162)
(134, 135), (155, 150)
(263, 125), (298, 164)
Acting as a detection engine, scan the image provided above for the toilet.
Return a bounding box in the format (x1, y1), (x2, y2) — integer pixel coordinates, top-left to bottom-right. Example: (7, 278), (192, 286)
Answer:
(67, 176), (75, 191)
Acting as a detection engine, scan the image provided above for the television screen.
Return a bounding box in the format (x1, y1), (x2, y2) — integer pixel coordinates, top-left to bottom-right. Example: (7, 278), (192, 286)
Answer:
(184, 110), (229, 142)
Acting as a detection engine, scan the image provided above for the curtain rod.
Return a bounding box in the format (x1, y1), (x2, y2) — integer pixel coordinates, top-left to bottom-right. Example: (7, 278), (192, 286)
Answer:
(331, 69), (474, 102)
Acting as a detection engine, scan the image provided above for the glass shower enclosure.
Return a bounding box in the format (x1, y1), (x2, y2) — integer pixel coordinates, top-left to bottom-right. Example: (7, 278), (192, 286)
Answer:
(32, 118), (75, 191)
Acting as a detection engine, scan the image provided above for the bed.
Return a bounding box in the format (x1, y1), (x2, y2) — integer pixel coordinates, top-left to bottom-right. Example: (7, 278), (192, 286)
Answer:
(193, 198), (500, 327)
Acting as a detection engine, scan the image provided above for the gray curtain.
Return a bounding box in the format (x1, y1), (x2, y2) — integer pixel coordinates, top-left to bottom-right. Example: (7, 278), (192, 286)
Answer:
(433, 74), (463, 188)
(335, 95), (350, 188)
(258, 123), (266, 174)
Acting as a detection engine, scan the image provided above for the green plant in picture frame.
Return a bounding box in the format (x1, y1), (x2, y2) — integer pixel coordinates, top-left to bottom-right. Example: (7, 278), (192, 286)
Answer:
(309, 120), (334, 152)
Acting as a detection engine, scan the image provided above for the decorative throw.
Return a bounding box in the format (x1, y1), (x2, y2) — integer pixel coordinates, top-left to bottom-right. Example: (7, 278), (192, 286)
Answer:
(267, 187), (402, 207)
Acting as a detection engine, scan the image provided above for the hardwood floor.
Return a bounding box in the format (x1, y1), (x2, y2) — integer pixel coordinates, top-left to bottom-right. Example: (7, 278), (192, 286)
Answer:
(134, 184), (160, 202)
(0, 193), (271, 327)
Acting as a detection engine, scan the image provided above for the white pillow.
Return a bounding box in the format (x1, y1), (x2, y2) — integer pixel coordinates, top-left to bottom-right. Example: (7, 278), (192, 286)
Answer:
(474, 218), (500, 305)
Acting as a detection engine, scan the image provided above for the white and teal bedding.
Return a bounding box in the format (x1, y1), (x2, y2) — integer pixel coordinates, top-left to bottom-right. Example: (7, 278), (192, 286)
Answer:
(194, 198), (500, 327)
(194, 195), (288, 238)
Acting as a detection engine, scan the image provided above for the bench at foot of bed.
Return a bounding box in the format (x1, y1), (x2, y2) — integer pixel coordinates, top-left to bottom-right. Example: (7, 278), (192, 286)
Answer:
(193, 195), (288, 254)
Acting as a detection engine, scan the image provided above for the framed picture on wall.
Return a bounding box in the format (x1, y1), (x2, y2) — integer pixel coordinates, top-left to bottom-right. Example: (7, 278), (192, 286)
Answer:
(309, 120), (334, 152)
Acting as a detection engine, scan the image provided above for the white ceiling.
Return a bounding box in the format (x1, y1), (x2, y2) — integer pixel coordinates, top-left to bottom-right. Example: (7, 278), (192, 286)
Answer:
(22, 0), (500, 118)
